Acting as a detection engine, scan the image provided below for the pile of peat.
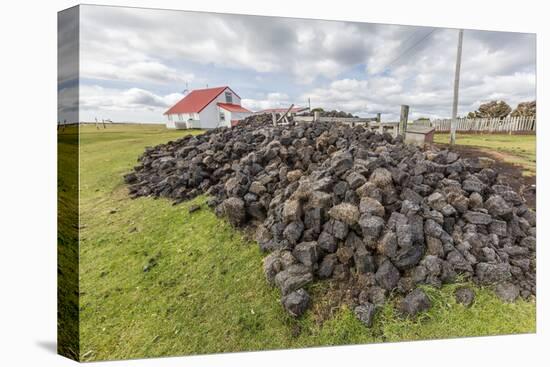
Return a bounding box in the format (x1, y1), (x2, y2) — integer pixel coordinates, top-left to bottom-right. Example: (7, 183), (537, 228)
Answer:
(124, 115), (536, 324)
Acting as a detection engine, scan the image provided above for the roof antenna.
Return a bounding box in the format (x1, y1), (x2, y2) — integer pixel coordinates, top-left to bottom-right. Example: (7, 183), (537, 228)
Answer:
(182, 81), (189, 95)
(206, 83), (209, 88)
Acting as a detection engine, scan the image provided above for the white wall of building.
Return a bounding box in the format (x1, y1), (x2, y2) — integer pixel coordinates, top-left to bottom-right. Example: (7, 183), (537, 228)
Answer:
(166, 116), (176, 129)
(220, 109), (232, 128)
(165, 87), (244, 129)
(198, 87), (242, 129)
(165, 112), (198, 129)
(215, 88), (241, 106)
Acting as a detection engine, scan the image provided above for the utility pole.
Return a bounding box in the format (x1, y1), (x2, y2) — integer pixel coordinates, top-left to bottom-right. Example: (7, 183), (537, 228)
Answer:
(450, 29), (464, 146)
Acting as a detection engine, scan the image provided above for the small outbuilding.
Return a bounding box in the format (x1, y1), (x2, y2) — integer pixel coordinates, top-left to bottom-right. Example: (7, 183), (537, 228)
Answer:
(164, 86), (252, 129)
(405, 125), (436, 146)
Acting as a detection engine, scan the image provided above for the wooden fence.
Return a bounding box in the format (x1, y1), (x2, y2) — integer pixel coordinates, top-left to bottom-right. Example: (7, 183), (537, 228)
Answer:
(428, 116), (536, 133)
(293, 116), (378, 124)
(291, 114), (535, 135)
(293, 116), (400, 136)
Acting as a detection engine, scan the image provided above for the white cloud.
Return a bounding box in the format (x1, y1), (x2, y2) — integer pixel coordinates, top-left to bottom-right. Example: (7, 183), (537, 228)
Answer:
(58, 85), (78, 123)
(302, 71), (535, 120)
(58, 7), (79, 85)
(242, 92), (291, 111)
(79, 85), (183, 122)
(82, 60), (194, 84)
(300, 27), (535, 120)
(79, 6), (401, 83)
(76, 5), (536, 122)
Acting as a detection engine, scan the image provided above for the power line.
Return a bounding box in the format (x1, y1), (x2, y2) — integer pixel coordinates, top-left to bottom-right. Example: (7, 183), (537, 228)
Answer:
(379, 28), (437, 72)
(398, 28), (423, 49)
(384, 28), (436, 69)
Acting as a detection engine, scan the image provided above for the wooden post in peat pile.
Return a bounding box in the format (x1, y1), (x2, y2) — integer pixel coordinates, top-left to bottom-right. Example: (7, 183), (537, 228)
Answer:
(399, 105), (409, 138)
(276, 104), (295, 125)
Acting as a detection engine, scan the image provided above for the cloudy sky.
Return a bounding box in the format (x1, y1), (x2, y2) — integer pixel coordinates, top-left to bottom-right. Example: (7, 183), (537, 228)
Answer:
(67, 5), (536, 122)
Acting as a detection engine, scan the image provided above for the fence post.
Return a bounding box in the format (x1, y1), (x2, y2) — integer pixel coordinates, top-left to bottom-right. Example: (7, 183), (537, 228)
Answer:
(399, 105), (409, 138)
(376, 113), (381, 122)
(313, 110), (320, 123)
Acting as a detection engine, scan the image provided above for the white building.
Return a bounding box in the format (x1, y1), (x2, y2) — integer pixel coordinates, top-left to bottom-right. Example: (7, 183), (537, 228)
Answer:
(164, 86), (252, 129)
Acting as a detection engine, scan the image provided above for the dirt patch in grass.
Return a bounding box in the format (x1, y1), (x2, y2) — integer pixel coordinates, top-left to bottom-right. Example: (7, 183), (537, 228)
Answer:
(309, 280), (355, 326)
(433, 133), (535, 177)
(309, 274), (381, 327)
(436, 144), (536, 209)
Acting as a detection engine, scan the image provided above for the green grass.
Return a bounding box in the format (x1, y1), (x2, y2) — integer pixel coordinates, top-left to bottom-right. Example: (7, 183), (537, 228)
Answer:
(75, 124), (535, 361)
(58, 125), (80, 359)
(434, 133), (536, 176)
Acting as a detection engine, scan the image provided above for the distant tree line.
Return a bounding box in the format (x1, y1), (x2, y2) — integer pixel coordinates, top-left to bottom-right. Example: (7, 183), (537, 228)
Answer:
(466, 100), (536, 119)
(309, 101), (535, 121)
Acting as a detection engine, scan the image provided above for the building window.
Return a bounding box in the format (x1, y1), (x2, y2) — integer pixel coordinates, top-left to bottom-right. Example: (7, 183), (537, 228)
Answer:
(225, 92), (232, 104)
(178, 114), (183, 120)
(168, 115), (172, 121)
(219, 111), (225, 121)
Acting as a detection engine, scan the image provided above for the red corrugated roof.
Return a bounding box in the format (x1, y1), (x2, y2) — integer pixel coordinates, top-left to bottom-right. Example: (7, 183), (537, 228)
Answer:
(217, 103), (252, 113)
(164, 86), (242, 115)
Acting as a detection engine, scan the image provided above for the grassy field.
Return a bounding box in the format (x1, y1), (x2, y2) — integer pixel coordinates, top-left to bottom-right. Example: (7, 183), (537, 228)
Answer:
(75, 124), (535, 361)
(57, 126), (80, 359)
(434, 133), (536, 176)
